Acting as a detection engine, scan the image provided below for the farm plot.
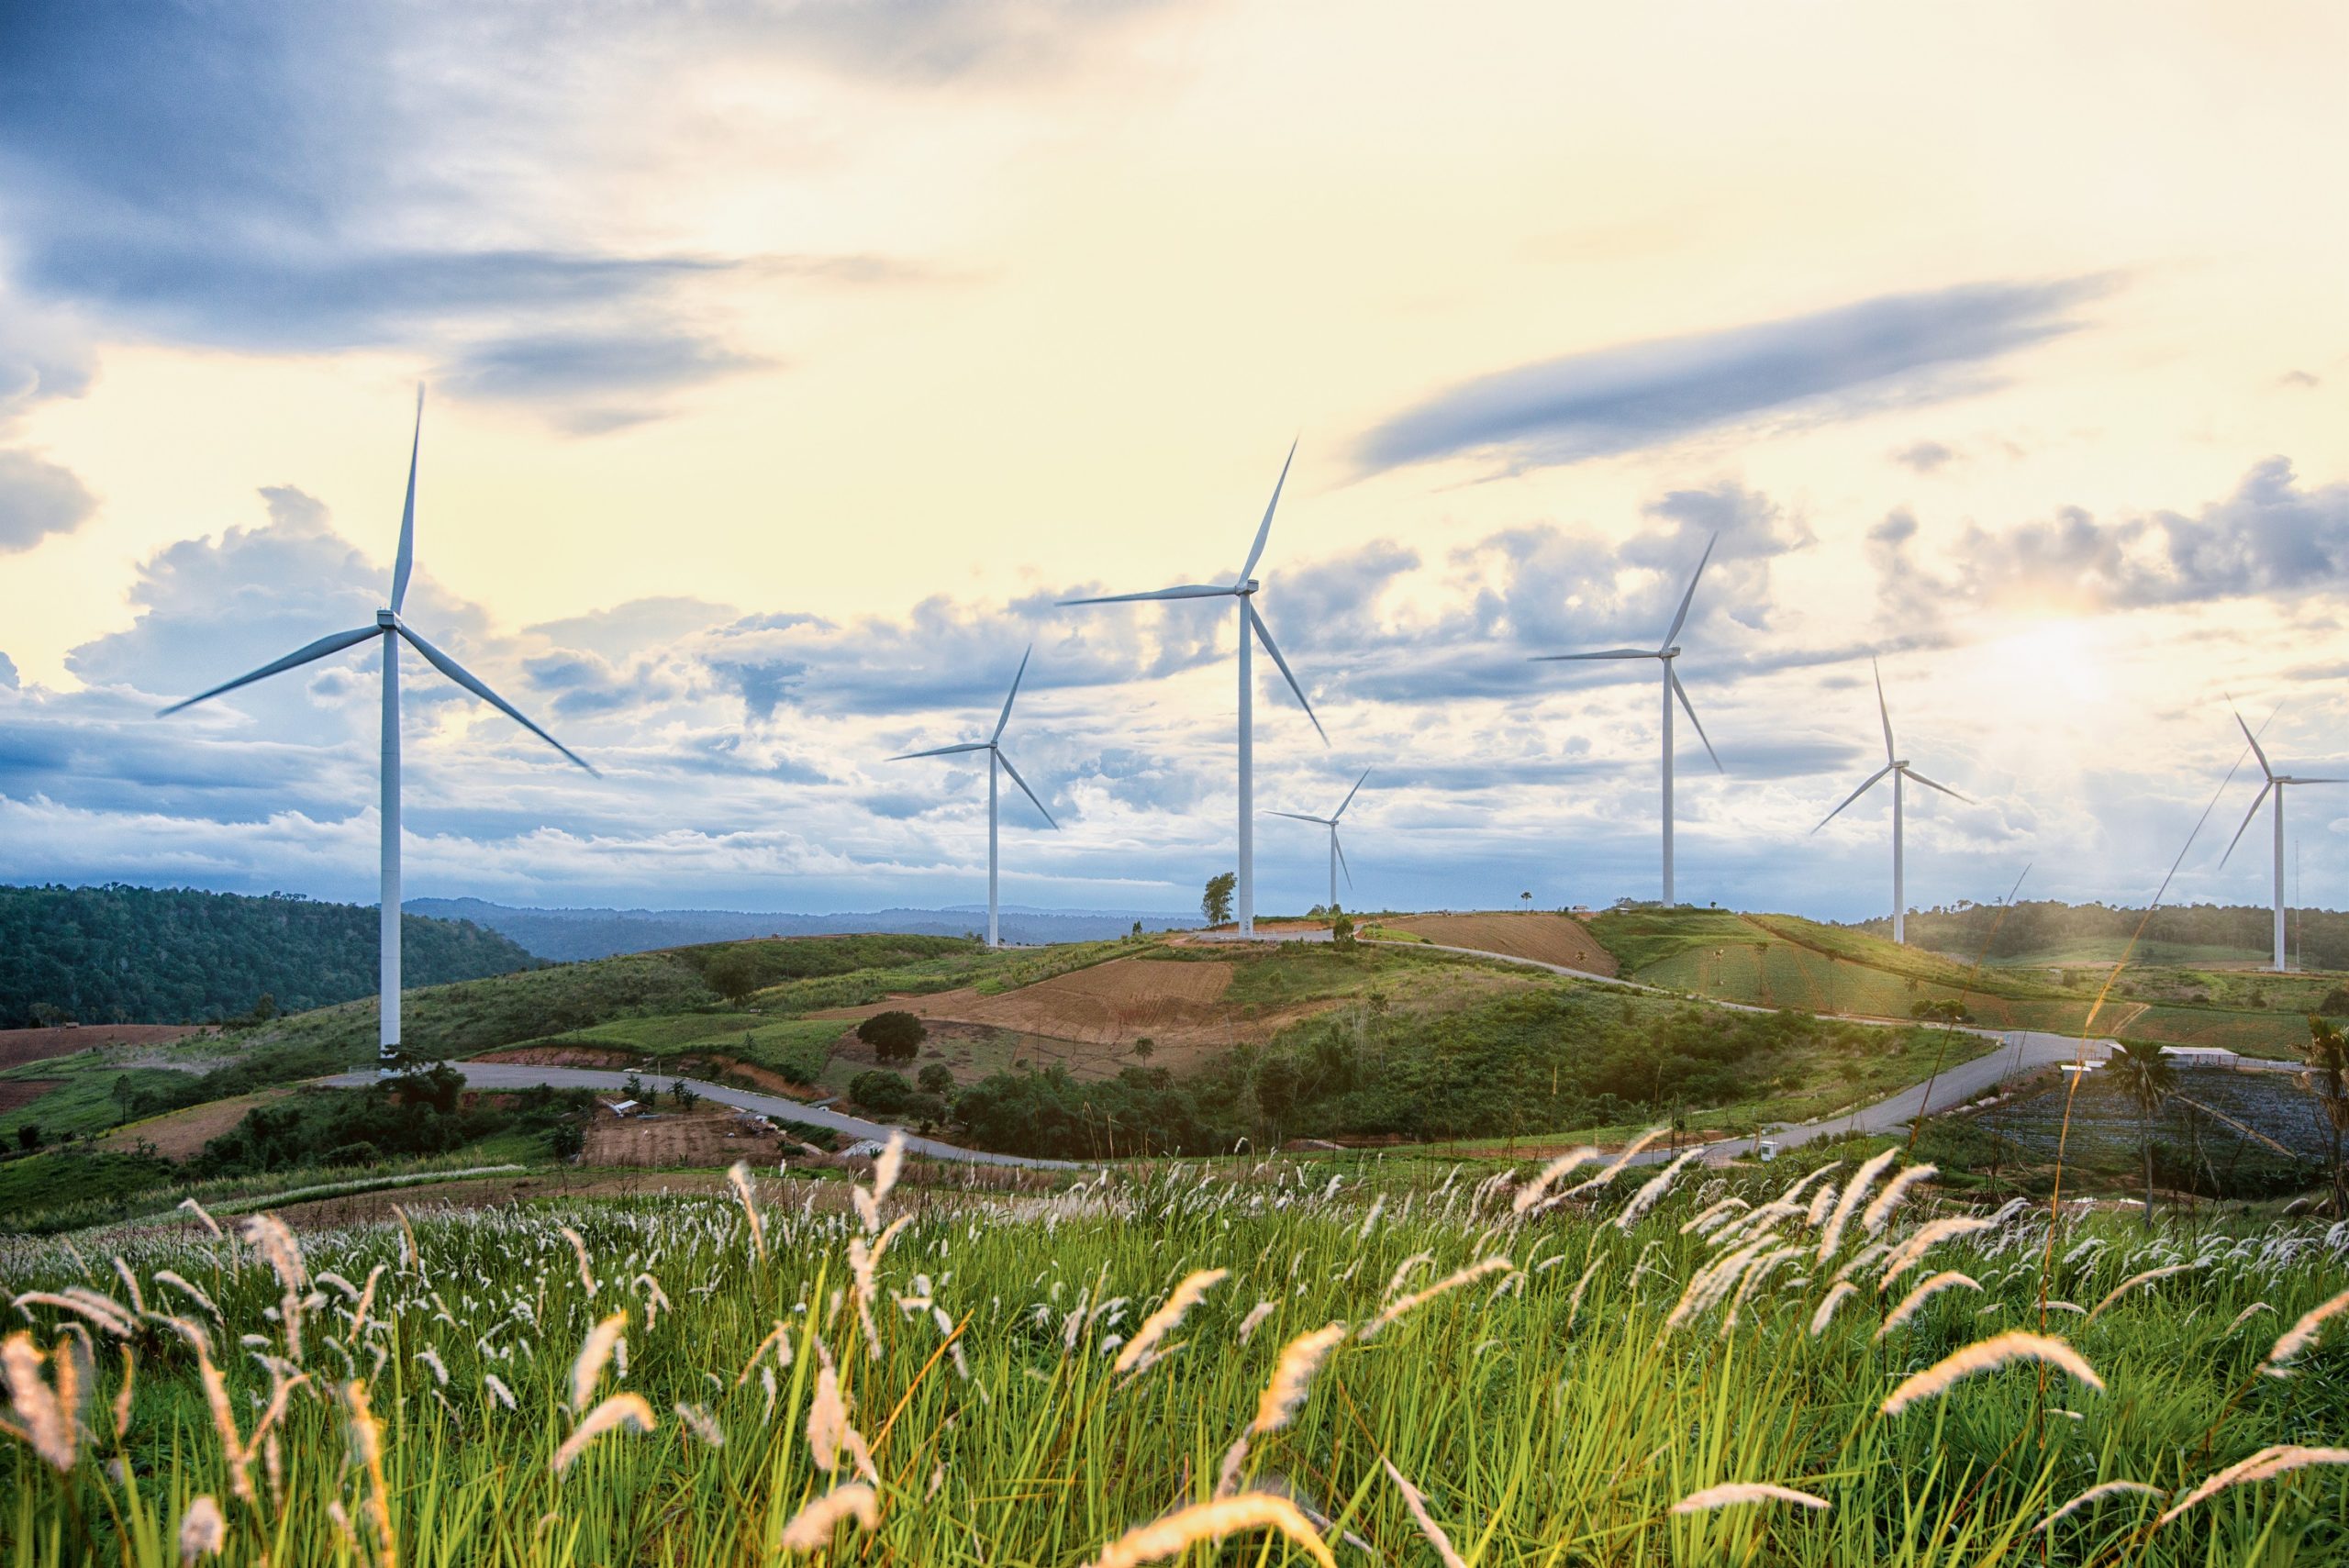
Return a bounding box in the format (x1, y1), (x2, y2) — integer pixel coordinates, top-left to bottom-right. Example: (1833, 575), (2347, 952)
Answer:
(1378, 912), (1619, 974)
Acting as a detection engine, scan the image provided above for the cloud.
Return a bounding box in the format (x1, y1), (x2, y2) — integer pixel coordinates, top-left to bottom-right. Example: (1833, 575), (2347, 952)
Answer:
(1893, 439), (1956, 473)
(435, 328), (771, 434)
(1875, 457), (2349, 622)
(0, 450), (95, 553)
(1356, 277), (2107, 473)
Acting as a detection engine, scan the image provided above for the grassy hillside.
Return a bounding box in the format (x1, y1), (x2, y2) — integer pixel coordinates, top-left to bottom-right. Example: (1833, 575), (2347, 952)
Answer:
(0, 882), (541, 1027)
(1869, 897), (2349, 971)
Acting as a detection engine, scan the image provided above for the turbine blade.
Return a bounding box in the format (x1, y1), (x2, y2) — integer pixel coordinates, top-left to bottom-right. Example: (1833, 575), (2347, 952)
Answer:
(1236, 439), (1297, 586)
(1058, 584), (1234, 606)
(1248, 604), (1327, 744)
(2289, 776), (2349, 785)
(995, 750), (1056, 828)
(2233, 706), (2274, 781)
(1670, 669), (1723, 773)
(1333, 765), (1371, 819)
(1268, 811), (1331, 824)
(1873, 656), (1896, 764)
(889, 741), (991, 761)
(992, 643), (1032, 742)
(2218, 780), (2273, 868)
(1811, 764), (1894, 833)
(395, 624), (597, 775)
(1529, 649), (1656, 662)
(157, 625), (382, 716)
(1660, 531), (1718, 648)
(390, 385), (422, 613)
(1335, 832), (1353, 890)
(1901, 766), (1970, 803)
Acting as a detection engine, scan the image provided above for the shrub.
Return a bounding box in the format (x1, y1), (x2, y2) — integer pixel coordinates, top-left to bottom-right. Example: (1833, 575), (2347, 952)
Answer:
(850, 1070), (912, 1115)
(858, 1010), (928, 1062)
(917, 1063), (956, 1096)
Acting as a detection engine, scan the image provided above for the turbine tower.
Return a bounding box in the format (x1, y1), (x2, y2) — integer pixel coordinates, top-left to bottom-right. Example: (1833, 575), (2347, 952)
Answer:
(159, 389), (594, 1074)
(890, 645), (1058, 949)
(1531, 533), (1723, 906)
(1060, 443), (1326, 938)
(1811, 658), (1970, 944)
(2220, 707), (2342, 973)
(1271, 767), (1371, 913)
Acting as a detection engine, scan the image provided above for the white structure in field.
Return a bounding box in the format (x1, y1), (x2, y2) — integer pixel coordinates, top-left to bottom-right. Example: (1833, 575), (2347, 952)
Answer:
(1060, 443), (1326, 937)
(1271, 767), (1371, 912)
(889, 645), (1058, 949)
(1531, 533), (1724, 906)
(1811, 658), (1970, 944)
(2221, 706), (2342, 972)
(160, 389), (594, 1075)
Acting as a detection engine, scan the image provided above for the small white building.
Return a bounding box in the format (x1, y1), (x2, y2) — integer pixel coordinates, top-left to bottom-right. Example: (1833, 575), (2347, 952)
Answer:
(2158, 1045), (2239, 1068)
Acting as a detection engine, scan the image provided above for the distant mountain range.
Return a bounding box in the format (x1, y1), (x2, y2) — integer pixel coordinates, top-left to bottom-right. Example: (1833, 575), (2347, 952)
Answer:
(403, 897), (1197, 962)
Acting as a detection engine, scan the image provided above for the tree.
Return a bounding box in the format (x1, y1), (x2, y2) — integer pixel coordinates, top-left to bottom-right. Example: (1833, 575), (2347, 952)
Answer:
(1202, 872), (1237, 929)
(1909, 997), (1969, 1025)
(671, 1078), (698, 1110)
(1132, 1037), (1155, 1062)
(858, 1010), (928, 1063)
(111, 1073), (138, 1127)
(1330, 908), (1356, 948)
(549, 1118), (585, 1160)
(16, 1123), (39, 1152)
(2107, 1040), (2176, 1230)
(2305, 1015), (2349, 1218)
(917, 1063), (955, 1096)
(850, 1070), (913, 1115)
(705, 946), (767, 1003)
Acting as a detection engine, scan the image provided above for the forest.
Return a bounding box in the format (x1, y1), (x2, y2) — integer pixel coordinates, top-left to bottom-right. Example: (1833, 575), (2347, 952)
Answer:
(0, 883), (540, 1028)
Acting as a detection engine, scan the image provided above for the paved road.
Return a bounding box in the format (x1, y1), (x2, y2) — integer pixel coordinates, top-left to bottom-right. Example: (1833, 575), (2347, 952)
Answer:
(324, 1063), (1078, 1170)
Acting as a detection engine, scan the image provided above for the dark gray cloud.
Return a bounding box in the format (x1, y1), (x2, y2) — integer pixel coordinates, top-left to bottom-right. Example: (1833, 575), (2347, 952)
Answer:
(1356, 277), (2107, 473)
(437, 329), (769, 434)
(0, 450), (95, 552)
(1875, 457), (2349, 620)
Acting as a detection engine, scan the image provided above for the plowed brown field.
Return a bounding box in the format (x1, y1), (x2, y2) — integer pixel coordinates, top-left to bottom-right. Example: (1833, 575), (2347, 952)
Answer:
(99, 1090), (291, 1158)
(1378, 913), (1617, 976)
(0, 1024), (210, 1070)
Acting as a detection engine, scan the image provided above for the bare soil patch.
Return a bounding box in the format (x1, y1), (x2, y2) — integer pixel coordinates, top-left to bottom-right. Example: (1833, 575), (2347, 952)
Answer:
(1379, 913), (1619, 976)
(472, 1045), (636, 1069)
(582, 1102), (792, 1169)
(812, 956), (1318, 1053)
(0, 1079), (62, 1113)
(100, 1090), (292, 1159)
(0, 1024), (212, 1070)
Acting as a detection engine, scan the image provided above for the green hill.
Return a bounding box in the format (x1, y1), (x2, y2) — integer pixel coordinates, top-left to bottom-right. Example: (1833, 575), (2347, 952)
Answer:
(0, 883), (541, 1028)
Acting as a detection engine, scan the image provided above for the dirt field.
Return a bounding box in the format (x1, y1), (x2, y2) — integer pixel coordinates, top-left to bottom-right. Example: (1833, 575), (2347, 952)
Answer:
(0, 1079), (61, 1113)
(582, 1102), (793, 1168)
(99, 1090), (292, 1158)
(473, 1044), (636, 1068)
(1377, 913), (1618, 976)
(0, 1024), (211, 1070)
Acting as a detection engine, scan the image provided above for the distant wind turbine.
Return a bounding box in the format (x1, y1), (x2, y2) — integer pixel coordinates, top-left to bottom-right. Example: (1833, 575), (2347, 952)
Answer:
(1531, 533), (1723, 905)
(1271, 767), (1371, 912)
(2220, 706), (2342, 973)
(1811, 658), (1970, 944)
(159, 389), (595, 1075)
(890, 645), (1057, 950)
(1060, 443), (1327, 937)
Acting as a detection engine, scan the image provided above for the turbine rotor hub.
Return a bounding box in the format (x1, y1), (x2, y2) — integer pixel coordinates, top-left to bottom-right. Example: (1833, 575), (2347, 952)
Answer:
(375, 609), (398, 628)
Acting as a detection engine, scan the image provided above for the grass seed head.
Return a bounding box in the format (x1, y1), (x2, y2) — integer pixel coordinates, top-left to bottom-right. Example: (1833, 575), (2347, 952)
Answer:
(779, 1482), (878, 1551)
(1251, 1323), (1345, 1434)
(1881, 1331), (2103, 1415)
(1086, 1493), (1336, 1568)
(552, 1393), (657, 1474)
(1670, 1482), (1831, 1514)
(177, 1495), (225, 1564)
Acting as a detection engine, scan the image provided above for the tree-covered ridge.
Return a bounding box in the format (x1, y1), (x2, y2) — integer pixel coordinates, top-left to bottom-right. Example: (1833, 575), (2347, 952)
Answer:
(1858, 899), (2349, 969)
(0, 883), (542, 1028)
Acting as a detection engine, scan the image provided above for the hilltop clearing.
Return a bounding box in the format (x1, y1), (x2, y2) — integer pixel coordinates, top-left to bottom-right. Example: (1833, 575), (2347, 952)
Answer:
(1375, 910), (1618, 973)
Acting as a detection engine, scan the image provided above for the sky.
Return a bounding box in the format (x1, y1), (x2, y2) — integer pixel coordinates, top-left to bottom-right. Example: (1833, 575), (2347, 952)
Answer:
(0, 0), (2345, 922)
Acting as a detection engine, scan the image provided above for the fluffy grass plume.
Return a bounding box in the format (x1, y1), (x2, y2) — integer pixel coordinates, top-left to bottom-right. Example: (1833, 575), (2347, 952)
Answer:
(571, 1310), (629, 1411)
(552, 1393), (658, 1474)
(1382, 1458), (1467, 1568)
(2157, 1445), (2349, 1526)
(1877, 1217), (1993, 1291)
(1114, 1268), (1228, 1374)
(1809, 1281), (1857, 1338)
(2036, 1479), (2162, 1531)
(1361, 1257), (1511, 1340)
(0, 1331), (76, 1471)
(1615, 1149), (1704, 1231)
(176, 1495), (225, 1564)
(2086, 1262), (2202, 1322)
(2260, 1284), (2349, 1373)
(1860, 1162), (1939, 1237)
(1880, 1331), (2104, 1415)
(1875, 1272), (1981, 1340)
(1670, 1481), (1831, 1514)
(1817, 1148), (1900, 1262)
(1251, 1323), (1346, 1434)
(779, 1482), (879, 1551)
(1512, 1147), (1599, 1214)
(1085, 1494), (1336, 1568)
(727, 1162), (766, 1264)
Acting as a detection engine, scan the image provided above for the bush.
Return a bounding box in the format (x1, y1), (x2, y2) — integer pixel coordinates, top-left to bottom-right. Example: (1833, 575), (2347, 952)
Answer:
(917, 1063), (956, 1096)
(858, 1011), (928, 1062)
(850, 1070), (912, 1115)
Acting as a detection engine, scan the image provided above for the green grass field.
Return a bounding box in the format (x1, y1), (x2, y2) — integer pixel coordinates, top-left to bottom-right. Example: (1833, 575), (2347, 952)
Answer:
(2, 1151), (2343, 1565)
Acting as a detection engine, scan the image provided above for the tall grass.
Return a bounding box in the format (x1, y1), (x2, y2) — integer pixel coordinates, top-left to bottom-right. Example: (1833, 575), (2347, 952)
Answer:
(2, 1153), (2344, 1564)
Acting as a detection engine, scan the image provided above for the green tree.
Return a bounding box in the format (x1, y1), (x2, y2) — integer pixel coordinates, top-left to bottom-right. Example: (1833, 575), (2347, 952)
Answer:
(858, 1010), (928, 1063)
(917, 1063), (955, 1096)
(2107, 1040), (2176, 1229)
(111, 1073), (139, 1127)
(705, 946), (767, 1003)
(2304, 1015), (2349, 1218)
(671, 1078), (698, 1110)
(1330, 908), (1356, 948)
(1132, 1037), (1155, 1062)
(850, 1070), (912, 1115)
(1202, 872), (1237, 928)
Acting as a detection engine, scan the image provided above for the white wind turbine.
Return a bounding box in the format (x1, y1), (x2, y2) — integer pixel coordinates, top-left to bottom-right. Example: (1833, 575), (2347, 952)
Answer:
(159, 389), (594, 1074)
(890, 645), (1058, 950)
(1061, 443), (1326, 937)
(2220, 706), (2342, 973)
(1270, 767), (1371, 913)
(1811, 658), (1970, 944)
(1531, 533), (1723, 905)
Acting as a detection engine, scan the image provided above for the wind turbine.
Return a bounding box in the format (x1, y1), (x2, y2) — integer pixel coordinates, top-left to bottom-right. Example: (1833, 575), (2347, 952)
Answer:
(159, 389), (594, 1075)
(890, 645), (1058, 949)
(2220, 706), (2342, 973)
(1531, 533), (1723, 906)
(1271, 767), (1371, 913)
(1060, 443), (1326, 937)
(1811, 659), (1970, 944)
